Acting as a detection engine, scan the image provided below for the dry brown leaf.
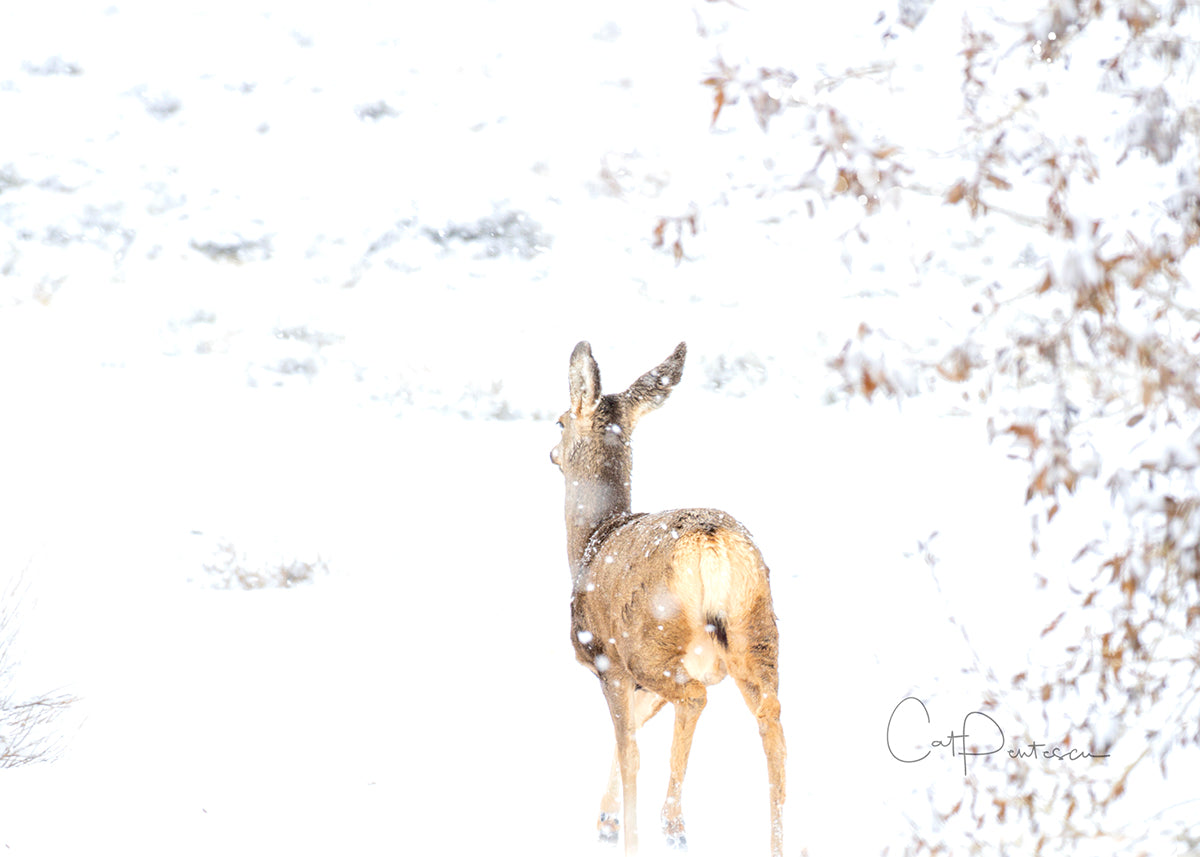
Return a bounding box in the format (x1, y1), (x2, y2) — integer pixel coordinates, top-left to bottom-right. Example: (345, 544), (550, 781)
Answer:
(1041, 610), (1066, 637)
(985, 172), (1013, 191)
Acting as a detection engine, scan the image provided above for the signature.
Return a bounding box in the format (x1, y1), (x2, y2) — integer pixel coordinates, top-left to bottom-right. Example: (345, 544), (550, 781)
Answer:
(887, 696), (1109, 776)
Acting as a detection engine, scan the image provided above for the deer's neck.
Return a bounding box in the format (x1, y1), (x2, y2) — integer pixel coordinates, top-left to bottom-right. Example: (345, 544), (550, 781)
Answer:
(564, 463), (632, 573)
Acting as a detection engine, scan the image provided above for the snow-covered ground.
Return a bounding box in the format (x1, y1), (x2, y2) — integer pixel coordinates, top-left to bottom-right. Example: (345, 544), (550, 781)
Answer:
(0, 1), (1184, 854)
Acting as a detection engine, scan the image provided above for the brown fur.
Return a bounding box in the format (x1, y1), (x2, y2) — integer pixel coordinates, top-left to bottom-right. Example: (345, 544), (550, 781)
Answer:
(551, 341), (786, 856)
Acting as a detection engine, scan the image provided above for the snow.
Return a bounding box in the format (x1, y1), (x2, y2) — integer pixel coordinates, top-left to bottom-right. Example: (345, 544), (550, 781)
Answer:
(1, 0), (1195, 854)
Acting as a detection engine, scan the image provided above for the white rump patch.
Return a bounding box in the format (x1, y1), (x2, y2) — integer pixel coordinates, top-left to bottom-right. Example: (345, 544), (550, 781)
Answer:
(681, 631), (724, 685)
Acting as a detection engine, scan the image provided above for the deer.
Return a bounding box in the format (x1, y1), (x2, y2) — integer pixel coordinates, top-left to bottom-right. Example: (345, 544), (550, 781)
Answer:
(550, 341), (786, 856)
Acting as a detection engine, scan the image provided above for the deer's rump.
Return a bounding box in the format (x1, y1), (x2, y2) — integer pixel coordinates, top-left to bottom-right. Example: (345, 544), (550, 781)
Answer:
(571, 508), (776, 696)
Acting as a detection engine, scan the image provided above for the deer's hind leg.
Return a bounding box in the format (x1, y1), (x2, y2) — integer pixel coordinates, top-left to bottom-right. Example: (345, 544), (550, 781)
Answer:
(729, 607), (786, 857)
(598, 685), (666, 847)
(660, 689), (706, 850)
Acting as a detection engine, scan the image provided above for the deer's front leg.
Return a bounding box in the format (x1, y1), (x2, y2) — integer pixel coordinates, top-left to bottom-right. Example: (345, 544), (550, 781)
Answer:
(598, 751), (622, 845)
(598, 683), (665, 851)
(602, 676), (639, 854)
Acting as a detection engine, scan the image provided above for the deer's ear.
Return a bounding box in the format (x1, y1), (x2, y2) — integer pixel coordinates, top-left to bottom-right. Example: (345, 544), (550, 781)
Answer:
(621, 342), (686, 427)
(568, 341), (602, 417)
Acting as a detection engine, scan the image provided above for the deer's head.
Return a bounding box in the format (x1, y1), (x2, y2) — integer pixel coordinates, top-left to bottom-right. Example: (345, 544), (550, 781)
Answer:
(551, 341), (687, 555)
(551, 341), (687, 479)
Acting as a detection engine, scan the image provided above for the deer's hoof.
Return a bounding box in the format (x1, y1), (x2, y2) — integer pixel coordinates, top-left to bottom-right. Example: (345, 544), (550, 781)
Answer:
(662, 817), (688, 851)
(598, 812), (620, 846)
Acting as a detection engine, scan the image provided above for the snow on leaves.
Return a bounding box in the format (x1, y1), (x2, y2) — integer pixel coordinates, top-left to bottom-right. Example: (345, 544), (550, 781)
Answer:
(828, 323), (919, 402)
(699, 1), (1200, 854)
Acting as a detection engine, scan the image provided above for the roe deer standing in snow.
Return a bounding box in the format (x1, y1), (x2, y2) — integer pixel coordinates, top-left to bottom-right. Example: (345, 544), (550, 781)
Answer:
(550, 341), (785, 856)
